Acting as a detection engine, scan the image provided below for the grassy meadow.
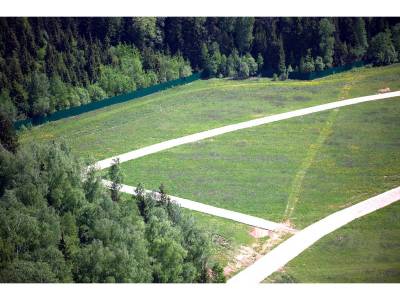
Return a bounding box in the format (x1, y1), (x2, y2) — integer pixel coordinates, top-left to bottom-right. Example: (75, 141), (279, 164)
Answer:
(265, 201), (400, 283)
(20, 66), (365, 161)
(119, 97), (400, 227)
(19, 64), (400, 279)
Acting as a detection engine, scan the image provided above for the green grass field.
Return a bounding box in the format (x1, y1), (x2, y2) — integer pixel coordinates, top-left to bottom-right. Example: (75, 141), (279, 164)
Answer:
(289, 98), (400, 228)
(22, 65), (400, 161)
(265, 201), (400, 283)
(119, 111), (332, 222)
(188, 210), (257, 266)
(116, 64), (400, 227)
(119, 97), (400, 228)
(19, 64), (400, 280)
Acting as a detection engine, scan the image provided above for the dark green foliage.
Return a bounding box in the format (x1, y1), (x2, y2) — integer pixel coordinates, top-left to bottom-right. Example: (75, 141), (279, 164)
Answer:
(0, 140), (222, 283)
(235, 17), (255, 54)
(300, 49), (316, 72)
(278, 37), (286, 76)
(211, 263), (226, 283)
(0, 18), (192, 120)
(318, 18), (335, 68)
(350, 18), (369, 60)
(368, 30), (398, 66)
(1, 16), (399, 123)
(202, 42), (222, 77)
(279, 72), (288, 81)
(134, 187), (216, 283)
(256, 53), (264, 72)
(145, 208), (187, 283)
(243, 53), (258, 76)
(0, 90), (18, 153)
(392, 23), (400, 59)
(27, 71), (50, 117)
(203, 50), (259, 79)
(158, 183), (170, 206)
(87, 84), (107, 102)
(315, 56), (325, 71)
(237, 61), (250, 79)
(108, 158), (123, 202)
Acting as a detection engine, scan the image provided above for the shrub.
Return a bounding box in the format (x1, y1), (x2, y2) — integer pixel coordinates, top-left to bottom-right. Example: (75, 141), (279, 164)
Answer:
(88, 84), (107, 101)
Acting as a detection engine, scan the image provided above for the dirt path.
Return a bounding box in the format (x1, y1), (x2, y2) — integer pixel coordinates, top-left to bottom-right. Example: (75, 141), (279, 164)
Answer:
(282, 73), (364, 223)
(227, 186), (400, 284)
(94, 91), (400, 170)
(224, 228), (291, 277)
(283, 109), (338, 222)
(102, 179), (294, 232)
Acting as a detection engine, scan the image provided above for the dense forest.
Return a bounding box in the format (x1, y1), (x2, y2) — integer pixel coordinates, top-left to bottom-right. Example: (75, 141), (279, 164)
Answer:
(1, 17), (400, 122)
(0, 141), (225, 283)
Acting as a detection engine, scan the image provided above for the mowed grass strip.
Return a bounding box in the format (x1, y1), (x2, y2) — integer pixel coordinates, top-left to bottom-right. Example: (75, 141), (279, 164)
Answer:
(265, 201), (400, 283)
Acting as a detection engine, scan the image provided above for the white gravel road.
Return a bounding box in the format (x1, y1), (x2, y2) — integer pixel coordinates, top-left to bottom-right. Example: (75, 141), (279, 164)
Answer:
(102, 179), (294, 232)
(227, 186), (400, 284)
(94, 91), (400, 170)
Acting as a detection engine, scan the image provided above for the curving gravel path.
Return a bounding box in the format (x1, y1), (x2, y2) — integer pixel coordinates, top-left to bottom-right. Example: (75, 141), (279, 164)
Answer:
(227, 186), (400, 284)
(102, 179), (294, 232)
(94, 91), (400, 170)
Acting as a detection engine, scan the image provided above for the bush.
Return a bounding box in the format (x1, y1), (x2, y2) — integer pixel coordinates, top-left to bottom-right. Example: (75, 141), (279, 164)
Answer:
(315, 56), (325, 71)
(88, 84), (107, 101)
(98, 65), (136, 97)
(300, 49), (316, 73)
(75, 87), (90, 105)
(368, 30), (398, 66)
(279, 72), (288, 81)
(237, 61), (250, 79)
(243, 53), (258, 76)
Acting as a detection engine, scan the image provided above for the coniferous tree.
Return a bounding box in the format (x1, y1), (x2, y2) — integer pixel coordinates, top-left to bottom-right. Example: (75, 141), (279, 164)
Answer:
(256, 53), (264, 73)
(0, 90), (18, 153)
(391, 23), (400, 59)
(235, 17), (254, 54)
(351, 18), (369, 60)
(278, 37), (286, 75)
(300, 49), (316, 72)
(27, 71), (50, 116)
(243, 53), (258, 76)
(1, 17), (400, 119)
(159, 183), (170, 206)
(314, 56), (325, 71)
(108, 158), (123, 202)
(237, 61), (250, 79)
(211, 263), (226, 283)
(368, 30), (398, 65)
(319, 18), (335, 68)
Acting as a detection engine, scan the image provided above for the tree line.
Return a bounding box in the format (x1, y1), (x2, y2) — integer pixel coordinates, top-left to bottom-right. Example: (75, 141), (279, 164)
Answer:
(1, 18), (400, 119)
(0, 140), (225, 283)
(1, 17), (400, 153)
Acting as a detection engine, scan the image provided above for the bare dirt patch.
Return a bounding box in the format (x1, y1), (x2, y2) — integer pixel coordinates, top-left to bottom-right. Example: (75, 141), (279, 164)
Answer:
(378, 87), (391, 93)
(249, 227), (271, 238)
(223, 226), (293, 277)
